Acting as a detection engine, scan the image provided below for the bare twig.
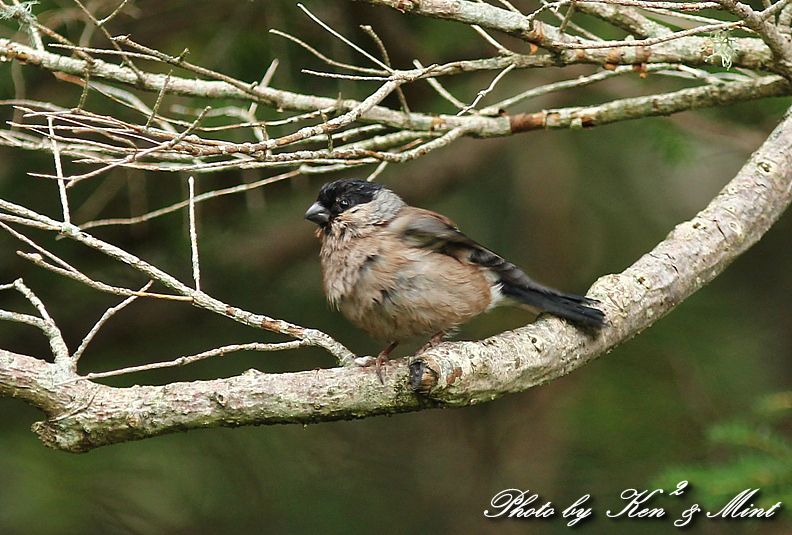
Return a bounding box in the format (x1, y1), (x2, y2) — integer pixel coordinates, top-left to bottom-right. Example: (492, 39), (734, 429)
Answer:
(457, 63), (516, 115)
(483, 62), (680, 113)
(98, 0), (130, 26)
(360, 24), (411, 114)
(80, 170), (299, 229)
(72, 0), (145, 83)
(0, 220), (192, 301)
(559, 0), (577, 33)
(188, 176), (200, 291)
(554, 20), (745, 49)
(413, 59), (467, 110)
(0, 198), (357, 365)
(46, 116), (70, 226)
(248, 59), (279, 145)
(69, 341), (308, 383)
(146, 70), (172, 129)
(0, 278), (69, 365)
(471, 24), (514, 55)
(296, 3), (393, 72)
(365, 160), (389, 181)
(56, 106), (210, 184)
(269, 29), (386, 76)
(71, 281), (153, 363)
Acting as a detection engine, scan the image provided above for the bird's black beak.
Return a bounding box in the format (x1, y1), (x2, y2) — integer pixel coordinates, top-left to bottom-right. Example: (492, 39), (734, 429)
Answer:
(304, 202), (330, 226)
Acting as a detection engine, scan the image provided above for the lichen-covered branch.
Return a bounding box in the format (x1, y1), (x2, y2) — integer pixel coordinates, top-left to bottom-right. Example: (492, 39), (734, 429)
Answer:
(1, 0), (790, 181)
(508, 74), (790, 132)
(357, 0), (778, 72)
(3, 0), (792, 454)
(411, 103), (792, 400)
(3, 102), (791, 453)
(2, 38), (790, 178)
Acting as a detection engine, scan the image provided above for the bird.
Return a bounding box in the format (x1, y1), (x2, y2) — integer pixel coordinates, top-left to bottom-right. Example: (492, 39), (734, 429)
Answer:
(304, 179), (604, 382)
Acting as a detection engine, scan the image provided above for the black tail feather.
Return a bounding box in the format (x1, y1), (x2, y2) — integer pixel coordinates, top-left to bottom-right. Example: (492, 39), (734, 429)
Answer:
(500, 282), (605, 328)
(456, 240), (604, 328)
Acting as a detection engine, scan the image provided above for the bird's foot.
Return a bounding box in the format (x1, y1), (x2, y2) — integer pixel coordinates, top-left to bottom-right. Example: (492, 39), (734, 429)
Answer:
(416, 331), (447, 355)
(356, 341), (399, 384)
(374, 351), (390, 385)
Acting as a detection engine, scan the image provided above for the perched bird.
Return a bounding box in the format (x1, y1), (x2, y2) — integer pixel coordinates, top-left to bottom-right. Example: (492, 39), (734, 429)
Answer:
(305, 179), (604, 381)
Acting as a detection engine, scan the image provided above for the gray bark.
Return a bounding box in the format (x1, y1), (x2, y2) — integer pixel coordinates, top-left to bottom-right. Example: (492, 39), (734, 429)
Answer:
(3, 105), (792, 453)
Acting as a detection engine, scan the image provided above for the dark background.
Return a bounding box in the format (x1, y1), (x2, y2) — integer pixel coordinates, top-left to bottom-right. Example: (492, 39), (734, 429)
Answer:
(0, 1), (790, 533)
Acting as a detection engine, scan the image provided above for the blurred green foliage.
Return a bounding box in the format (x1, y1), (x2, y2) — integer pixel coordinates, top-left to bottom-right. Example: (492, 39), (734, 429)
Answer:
(1, 1), (791, 534)
(655, 393), (792, 513)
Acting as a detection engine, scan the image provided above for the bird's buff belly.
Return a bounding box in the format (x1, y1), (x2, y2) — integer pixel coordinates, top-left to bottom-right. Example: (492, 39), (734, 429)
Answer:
(336, 272), (490, 341)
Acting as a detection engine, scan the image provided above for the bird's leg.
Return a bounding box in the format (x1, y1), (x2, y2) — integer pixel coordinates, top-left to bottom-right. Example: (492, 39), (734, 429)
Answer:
(373, 341), (398, 384)
(417, 331), (447, 355)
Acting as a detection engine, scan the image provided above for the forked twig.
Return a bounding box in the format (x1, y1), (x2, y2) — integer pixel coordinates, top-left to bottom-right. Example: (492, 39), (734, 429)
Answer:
(71, 281), (153, 363)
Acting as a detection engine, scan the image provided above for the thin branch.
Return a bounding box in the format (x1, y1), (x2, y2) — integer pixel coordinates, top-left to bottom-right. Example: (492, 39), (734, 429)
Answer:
(483, 62), (680, 113)
(248, 59), (279, 145)
(585, 0), (720, 10)
(17, 251), (191, 301)
(554, 21), (745, 49)
(46, 116), (70, 225)
(457, 63), (516, 115)
(269, 29), (386, 76)
(508, 74), (790, 132)
(98, 0), (130, 26)
(87, 81), (179, 133)
(46, 44), (160, 61)
(301, 69), (393, 81)
(559, 0), (577, 33)
(80, 170), (299, 229)
(413, 59), (467, 110)
(58, 106), (210, 184)
(360, 24), (411, 114)
(471, 24), (514, 55)
(0, 307), (49, 332)
(760, 0), (792, 20)
(69, 341), (308, 383)
(495, 0), (523, 14)
(71, 281), (153, 363)
(365, 160), (389, 181)
(145, 70), (171, 129)
(72, 0), (146, 83)
(0, 278), (70, 365)
(0, 198), (357, 365)
(296, 3), (393, 72)
(0, 220), (192, 302)
(187, 176), (200, 291)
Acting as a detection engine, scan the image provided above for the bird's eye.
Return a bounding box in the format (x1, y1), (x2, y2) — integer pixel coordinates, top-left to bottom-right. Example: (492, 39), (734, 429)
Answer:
(338, 198), (351, 210)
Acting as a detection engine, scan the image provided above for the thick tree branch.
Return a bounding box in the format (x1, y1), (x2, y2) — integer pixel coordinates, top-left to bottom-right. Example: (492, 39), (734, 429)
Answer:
(411, 103), (792, 399)
(357, 0), (777, 73)
(3, 103), (792, 453)
(2, 0), (789, 181)
(508, 74), (790, 131)
(717, 0), (792, 78)
(3, 0), (792, 455)
(2, 38), (790, 177)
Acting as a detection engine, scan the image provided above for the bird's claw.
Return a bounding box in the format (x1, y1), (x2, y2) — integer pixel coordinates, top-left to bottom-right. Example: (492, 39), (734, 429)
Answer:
(354, 352), (391, 384)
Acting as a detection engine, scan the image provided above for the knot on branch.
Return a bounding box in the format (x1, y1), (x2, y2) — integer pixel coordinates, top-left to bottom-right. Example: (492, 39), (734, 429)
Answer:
(32, 419), (92, 454)
(408, 358), (437, 393)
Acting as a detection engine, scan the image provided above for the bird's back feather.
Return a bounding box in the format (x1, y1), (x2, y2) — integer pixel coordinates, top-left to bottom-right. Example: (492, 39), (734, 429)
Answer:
(394, 208), (605, 328)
